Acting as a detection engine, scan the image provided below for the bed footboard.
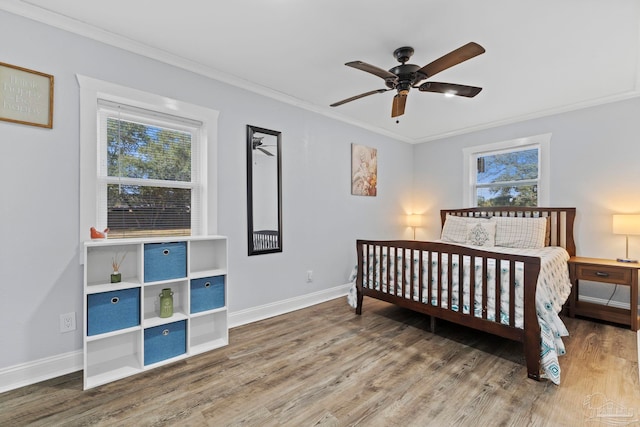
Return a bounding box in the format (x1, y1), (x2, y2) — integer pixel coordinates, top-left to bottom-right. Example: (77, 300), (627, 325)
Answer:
(355, 239), (542, 380)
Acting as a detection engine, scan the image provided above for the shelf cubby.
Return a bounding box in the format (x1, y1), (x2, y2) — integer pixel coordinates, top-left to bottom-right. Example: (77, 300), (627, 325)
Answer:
(142, 280), (188, 325)
(189, 237), (227, 277)
(84, 331), (141, 389)
(190, 310), (228, 354)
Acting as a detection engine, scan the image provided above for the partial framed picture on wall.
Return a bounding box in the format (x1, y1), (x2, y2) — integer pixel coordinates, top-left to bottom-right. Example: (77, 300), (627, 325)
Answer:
(0, 62), (54, 128)
(351, 143), (377, 196)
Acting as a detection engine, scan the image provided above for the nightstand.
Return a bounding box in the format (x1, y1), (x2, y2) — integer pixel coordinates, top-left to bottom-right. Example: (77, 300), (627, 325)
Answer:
(567, 256), (639, 331)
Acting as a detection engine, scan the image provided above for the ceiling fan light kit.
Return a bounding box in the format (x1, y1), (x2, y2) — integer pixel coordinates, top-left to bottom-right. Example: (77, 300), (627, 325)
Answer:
(330, 42), (485, 118)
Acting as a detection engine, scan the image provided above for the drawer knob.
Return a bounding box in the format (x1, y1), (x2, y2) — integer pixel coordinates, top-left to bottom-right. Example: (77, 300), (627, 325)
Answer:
(111, 297), (119, 304)
(163, 249), (170, 256)
(595, 271), (610, 277)
(162, 329), (170, 336)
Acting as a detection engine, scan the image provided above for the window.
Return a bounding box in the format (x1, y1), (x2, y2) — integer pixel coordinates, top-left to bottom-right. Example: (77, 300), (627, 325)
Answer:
(97, 101), (202, 238)
(79, 76), (219, 242)
(463, 134), (550, 207)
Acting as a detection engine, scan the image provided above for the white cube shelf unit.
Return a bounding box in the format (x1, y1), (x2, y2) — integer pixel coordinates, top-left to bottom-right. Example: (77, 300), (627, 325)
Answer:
(83, 235), (228, 390)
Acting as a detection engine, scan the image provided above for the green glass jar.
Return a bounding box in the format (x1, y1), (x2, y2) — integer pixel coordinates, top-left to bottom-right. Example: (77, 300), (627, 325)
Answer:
(159, 288), (174, 318)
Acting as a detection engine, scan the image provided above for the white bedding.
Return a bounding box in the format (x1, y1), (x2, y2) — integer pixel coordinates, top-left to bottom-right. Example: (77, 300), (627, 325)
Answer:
(349, 243), (572, 384)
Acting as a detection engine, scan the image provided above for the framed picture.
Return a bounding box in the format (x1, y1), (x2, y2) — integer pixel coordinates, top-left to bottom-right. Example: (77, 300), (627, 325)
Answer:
(0, 62), (54, 128)
(351, 143), (377, 196)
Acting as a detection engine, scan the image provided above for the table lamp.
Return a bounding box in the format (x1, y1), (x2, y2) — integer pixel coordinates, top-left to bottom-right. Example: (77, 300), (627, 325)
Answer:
(406, 214), (424, 240)
(612, 214), (640, 263)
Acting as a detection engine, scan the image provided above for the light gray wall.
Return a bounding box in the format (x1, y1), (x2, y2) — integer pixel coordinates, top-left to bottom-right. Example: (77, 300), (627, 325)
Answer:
(0, 11), (414, 369)
(413, 96), (640, 303)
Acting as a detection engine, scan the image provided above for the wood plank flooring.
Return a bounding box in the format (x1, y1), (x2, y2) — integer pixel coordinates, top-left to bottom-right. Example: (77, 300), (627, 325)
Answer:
(1, 297), (639, 426)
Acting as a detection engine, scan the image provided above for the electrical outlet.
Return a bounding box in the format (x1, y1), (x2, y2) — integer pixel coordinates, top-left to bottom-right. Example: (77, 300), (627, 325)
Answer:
(306, 270), (313, 282)
(59, 312), (76, 333)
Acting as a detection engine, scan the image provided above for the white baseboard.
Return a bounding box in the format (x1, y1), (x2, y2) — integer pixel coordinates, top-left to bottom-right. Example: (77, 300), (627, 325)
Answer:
(0, 350), (83, 394)
(0, 283), (352, 394)
(229, 283), (352, 328)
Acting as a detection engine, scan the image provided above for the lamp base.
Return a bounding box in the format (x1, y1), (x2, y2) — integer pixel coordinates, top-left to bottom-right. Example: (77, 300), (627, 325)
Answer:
(616, 257), (638, 263)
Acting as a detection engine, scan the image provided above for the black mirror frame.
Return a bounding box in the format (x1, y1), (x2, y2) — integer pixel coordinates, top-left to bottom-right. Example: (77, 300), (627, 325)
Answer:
(246, 125), (282, 256)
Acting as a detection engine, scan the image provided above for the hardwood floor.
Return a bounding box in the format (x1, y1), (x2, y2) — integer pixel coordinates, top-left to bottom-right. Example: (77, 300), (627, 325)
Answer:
(1, 297), (639, 426)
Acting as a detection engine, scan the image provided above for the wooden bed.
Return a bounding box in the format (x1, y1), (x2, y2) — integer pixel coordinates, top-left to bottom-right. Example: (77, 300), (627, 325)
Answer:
(355, 207), (576, 381)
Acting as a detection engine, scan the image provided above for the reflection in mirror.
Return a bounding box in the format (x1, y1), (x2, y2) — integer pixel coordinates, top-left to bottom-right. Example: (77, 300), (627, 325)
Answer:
(247, 125), (282, 255)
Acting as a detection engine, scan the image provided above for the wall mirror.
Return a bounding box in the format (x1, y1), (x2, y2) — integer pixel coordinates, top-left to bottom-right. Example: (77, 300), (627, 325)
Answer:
(246, 125), (282, 255)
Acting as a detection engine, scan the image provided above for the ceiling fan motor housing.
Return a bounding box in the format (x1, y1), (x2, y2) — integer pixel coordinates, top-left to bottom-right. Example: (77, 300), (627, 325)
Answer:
(388, 47), (426, 94)
(386, 63), (425, 93)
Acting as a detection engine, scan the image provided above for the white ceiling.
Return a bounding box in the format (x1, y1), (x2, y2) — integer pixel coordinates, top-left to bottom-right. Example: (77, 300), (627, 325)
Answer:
(3, 0), (640, 143)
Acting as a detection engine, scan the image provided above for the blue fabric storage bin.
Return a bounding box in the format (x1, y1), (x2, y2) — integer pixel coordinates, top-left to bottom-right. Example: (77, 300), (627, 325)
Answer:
(144, 242), (187, 282)
(87, 288), (140, 336)
(190, 276), (225, 314)
(144, 320), (186, 366)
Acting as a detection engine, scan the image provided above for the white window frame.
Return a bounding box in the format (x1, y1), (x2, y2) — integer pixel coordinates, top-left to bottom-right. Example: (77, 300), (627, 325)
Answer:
(462, 133), (551, 207)
(78, 75), (219, 247)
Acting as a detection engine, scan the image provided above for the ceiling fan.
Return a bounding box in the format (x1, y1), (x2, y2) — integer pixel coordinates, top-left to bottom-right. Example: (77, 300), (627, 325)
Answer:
(252, 136), (275, 156)
(330, 42), (485, 118)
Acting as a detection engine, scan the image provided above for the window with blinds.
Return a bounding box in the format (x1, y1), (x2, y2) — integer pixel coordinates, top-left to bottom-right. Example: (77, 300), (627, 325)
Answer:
(97, 101), (203, 238)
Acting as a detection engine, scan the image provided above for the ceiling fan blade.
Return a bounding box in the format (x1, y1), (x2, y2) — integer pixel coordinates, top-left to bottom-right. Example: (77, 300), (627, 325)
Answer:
(391, 94), (407, 118)
(330, 88), (390, 107)
(345, 61), (398, 81)
(418, 82), (482, 98)
(257, 147), (274, 156)
(417, 42), (485, 80)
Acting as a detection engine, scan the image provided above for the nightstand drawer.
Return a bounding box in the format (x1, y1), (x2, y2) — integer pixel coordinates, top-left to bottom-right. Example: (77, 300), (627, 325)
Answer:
(575, 264), (632, 285)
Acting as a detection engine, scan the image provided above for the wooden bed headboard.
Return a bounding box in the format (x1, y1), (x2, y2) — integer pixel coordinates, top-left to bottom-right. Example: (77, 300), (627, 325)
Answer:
(440, 207), (576, 256)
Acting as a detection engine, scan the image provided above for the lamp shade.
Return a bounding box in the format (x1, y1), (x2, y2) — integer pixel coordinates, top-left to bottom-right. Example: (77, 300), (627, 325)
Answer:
(407, 214), (423, 228)
(612, 214), (640, 235)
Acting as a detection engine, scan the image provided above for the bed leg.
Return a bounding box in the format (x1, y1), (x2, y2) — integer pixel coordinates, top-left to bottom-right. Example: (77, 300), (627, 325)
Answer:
(524, 340), (541, 381)
(430, 316), (436, 333)
(355, 287), (363, 315)
(526, 359), (541, 380)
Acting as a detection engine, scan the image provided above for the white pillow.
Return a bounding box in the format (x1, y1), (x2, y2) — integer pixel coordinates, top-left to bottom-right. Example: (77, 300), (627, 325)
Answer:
(466, 221), (496, 247)
(441, 215), (486, 243)
(441, 215), (492, 244)
(491, 216), (547, 249)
